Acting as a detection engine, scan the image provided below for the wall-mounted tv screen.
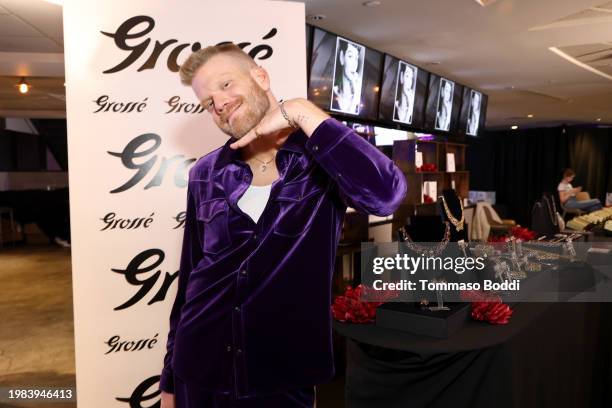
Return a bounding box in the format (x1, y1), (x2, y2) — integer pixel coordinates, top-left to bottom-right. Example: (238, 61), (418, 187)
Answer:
(424, 74), (463, 133)
(479, 93), (488, 135)
(458, 88), (487, 136)
(378, 54), (429, 128)
(308, 27), (382, 120)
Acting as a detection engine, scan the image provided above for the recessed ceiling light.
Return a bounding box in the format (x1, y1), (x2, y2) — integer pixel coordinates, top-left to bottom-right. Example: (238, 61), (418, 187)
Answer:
(363, 1), (382, 6)
(596, 118), (602, 121)
(511, 125), (518, 130)
(307, 14), (326, 21)
(527, 114), (534, 118)
(17, 77), (30, 94)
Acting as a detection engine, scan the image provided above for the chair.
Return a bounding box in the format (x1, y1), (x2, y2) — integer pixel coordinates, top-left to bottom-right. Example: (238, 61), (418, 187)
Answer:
(561, 204), (584, 220)
(553, 190), (584, 220)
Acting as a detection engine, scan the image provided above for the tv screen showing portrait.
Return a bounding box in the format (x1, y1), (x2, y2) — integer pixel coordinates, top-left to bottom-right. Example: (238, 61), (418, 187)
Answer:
(458, 88), (484, 136)
(424, 74), (463, 133)
(308, 27), (382, 120)
(479, 93), (488, 134)
(378, 54), (429, 128)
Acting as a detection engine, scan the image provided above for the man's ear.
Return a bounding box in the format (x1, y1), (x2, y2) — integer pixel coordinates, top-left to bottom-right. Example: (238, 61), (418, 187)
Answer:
(249, 65), (270, 91)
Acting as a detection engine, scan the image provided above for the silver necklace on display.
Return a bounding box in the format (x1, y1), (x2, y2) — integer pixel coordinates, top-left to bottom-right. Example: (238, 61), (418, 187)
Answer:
(542, 195), (558, 226)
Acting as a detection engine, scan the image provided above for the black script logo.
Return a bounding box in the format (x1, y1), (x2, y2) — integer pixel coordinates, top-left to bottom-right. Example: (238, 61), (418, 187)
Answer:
(165, 95), (204, 114)
(107, 133), (196, 193)
(101, 212), (154, 231)
(105, 333), (158, 355)
(111, 249), (178, 311)
(94, 95), (148, 113)
(116, 376), (160, 407)
(173, 211), (186, 229)
(101, 15), (276, 74)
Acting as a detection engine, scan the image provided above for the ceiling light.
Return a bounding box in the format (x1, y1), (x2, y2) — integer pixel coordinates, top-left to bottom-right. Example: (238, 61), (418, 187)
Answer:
(596, 118), (602, 121)
(527, 114), (534, 118)
(17, 77), (30, 94)
(363, 1), (381, 6)
(307, 14), (326, 20)
(511, 125), (518, 130)
(474, 0), (500, 6)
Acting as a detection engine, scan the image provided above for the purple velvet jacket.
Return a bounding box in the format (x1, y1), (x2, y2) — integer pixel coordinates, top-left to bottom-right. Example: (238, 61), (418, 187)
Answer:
(159, 118), (406, 397)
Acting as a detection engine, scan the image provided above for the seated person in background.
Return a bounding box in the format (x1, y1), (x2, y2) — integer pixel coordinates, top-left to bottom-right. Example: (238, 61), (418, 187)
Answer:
(558, 168), (603, 212)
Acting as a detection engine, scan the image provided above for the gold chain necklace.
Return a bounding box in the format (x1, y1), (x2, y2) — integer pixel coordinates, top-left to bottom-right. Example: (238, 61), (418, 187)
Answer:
(251, 154), (276, 173)
(398, 221), (451, 256)
(440, 194), (465, 231)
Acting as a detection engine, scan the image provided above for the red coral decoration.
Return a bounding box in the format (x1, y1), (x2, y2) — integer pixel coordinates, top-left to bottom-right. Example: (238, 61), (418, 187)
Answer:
(460, 290), (513, 325)
(332, 284), (399, 324)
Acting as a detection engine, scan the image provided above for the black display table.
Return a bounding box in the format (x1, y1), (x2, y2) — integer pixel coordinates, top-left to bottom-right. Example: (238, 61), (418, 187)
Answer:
(334, 302), (612, 408)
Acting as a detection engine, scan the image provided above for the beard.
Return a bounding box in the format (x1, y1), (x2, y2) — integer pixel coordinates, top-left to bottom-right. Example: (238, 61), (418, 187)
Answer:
(217, 80), (270, 139)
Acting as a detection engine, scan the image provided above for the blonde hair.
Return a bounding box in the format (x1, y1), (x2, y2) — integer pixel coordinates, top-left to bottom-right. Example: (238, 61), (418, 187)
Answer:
(179, 43), (257, 86)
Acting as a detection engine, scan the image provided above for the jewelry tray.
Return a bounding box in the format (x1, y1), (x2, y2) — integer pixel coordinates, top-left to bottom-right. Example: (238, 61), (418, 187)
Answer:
(376, 302), (471, 339)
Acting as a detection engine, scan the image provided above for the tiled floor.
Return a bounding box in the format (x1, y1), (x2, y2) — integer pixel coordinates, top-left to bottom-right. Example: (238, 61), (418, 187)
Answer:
(0, 243), (346, 408)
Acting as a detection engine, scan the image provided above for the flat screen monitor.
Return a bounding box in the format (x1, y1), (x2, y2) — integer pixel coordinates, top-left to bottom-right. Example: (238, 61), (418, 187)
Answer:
(308, 27), (382, 120)
(378, 54), (429, 128)
(424, 74), (463, 133)
(458, 87), (487, 136)
(479, 93), (488, 135)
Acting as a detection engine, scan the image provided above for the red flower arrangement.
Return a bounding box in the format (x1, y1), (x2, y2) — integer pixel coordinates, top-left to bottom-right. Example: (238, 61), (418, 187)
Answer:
(423, 194), (434, 204)
(510, 226), (536, 241)
(461, 290), (513, 325)
(416, 163), (437, 172)
(332, 284), (399, 324)
(488, 226), (536, 243)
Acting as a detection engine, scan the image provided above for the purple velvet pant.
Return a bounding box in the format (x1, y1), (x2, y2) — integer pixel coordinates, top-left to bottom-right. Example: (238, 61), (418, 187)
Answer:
(174, 374), (316, 408)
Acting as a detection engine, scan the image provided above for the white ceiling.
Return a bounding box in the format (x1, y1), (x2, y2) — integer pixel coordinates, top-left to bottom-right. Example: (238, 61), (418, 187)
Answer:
(1, 0), (612, 129)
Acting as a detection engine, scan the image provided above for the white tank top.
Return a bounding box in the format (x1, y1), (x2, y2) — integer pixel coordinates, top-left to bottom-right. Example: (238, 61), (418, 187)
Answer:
(237, 183), (272, 223)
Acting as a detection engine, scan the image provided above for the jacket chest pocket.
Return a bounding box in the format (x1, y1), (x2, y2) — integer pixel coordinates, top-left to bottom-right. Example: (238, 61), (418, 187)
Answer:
(197, 198), (232, 255)
(273, 179), (325, 237)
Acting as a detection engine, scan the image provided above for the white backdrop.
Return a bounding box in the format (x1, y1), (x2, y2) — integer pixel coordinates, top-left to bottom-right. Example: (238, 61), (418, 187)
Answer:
(63, 1), (306, 405)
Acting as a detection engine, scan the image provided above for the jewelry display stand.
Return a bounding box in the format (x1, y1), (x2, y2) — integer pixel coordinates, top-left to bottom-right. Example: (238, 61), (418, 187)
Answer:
(376, 216), (470, 338)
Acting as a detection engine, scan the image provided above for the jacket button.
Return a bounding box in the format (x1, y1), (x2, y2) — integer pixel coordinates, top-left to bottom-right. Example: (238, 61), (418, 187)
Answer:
(313, 145), (319, 151)
(226, 345), (232, 352)
(240, 269), (247, 276)
(236, 348), (243, 354)
(234, 306), (241, 312)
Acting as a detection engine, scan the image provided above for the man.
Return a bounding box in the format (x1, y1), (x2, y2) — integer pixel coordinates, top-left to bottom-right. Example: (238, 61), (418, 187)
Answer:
(159, 43), (406, 407)
(435, 79), (452, 131)
(394, 63), (416, 124)
(331, 39), (363, 114)
(558, 168), (602, 212)
(466, 91), (481, 136)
